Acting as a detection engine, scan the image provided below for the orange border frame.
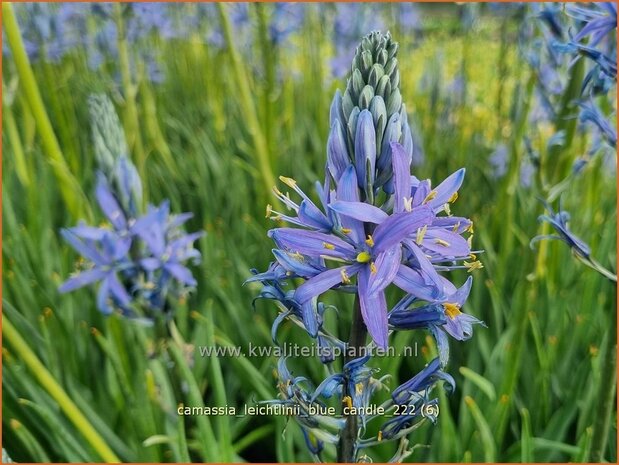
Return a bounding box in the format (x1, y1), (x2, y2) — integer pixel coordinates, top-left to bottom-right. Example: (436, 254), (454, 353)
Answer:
(0, 1), (617, 464)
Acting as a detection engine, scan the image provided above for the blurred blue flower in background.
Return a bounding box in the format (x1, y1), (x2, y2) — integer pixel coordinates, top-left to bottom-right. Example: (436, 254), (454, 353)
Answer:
(59, 95), (203, 318)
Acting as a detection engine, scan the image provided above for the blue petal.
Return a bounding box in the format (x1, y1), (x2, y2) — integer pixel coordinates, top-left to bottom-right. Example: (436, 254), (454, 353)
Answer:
(430, 325), (450, 367)
(422, 229), (470, 257)
(294, 264), (362, 303)
(336, 166), (364, 242)
(61, 229), (105, 264)
(327, 119), (350, 183)
(272, 249), (323, 278)
(372, 206), (433, 253)
(368, 245), (402, 295)
(298, 199), (332, 230)
(95, 173), (127, 231)
(165, 262), (197, 286)
(70, 224), (108, 240)
(354, 110), (376, 190)
(96, 277), (113, 315)
(393, 264), (442, 301)
(301, 298), (319, 337)
(406, 242), (445, 295)
(141, 257), (161, 271)
(452, 276), (473, 306)
(412, 179), (431, 207)
(391, 142), (412, 213)
(107, 273), (131, 307)
(329, 201), (388, 224)
(389, 304), (446, 327)
(427, 168), (465, 210)
(59, 268), (107, 293)
(358, 267), (389, 349)
(312, 373), (344, 401)
(269, 228), (356, 260)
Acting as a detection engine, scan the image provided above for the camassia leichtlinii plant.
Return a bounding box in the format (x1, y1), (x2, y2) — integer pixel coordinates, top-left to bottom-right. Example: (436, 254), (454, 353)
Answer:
(250, 32), (484, 462)
(59, 94), (203, 321)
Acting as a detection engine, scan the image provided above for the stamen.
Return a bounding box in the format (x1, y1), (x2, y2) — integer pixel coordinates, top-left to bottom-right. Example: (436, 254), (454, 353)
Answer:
(265, 204), (272, 219)
(452, 221), (461, 233)
(443, 302), (461, 320)
(355, 382), (364, 396)
(377, 431), (383, 442)
(403, 197), (413, 212)
(466, 222), (474, 233)
(416, 225), (428, 245)
(370, 262), (378, 274)
(341, 227), (352, 234)
(279, 175), (297, 188)
(341, 268), (351, 284)
(448, 191), (459, 203)
(365, 235), (375, 247)
(464, 260), (483, 272)
(422, 190), (437, 204)
(323, 242), (335, 250)
(467, 235), (473, 248)
(343, 395), (353, 409)
(443, 203), (451, 216)
(434, 238), (451, 247)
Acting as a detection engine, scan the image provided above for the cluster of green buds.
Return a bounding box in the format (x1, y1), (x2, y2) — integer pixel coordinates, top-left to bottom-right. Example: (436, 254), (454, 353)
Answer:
(328, 31), (414, 202)
(88, 94), (143, 217)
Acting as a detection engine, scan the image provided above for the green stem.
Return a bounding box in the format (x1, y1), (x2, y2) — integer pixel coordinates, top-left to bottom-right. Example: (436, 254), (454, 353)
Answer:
(204, 301), (234, 461)
(337, 296), (367, 463)
(217, 3), (276, 202)
(2, 3), (90, 221)
(589, 303), (617, 462)
(256, 3), (276, 170)
(2, 89), (30, 186)
(3, 317), (120, 462)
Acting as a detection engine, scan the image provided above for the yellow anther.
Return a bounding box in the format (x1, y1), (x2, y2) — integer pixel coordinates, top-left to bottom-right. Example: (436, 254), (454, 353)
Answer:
(434, 238), (451, 247)
(356, 251), (371, 263)
(448, 191), (459, 203)
(403, 197), (413, 212)
(377, 431), (383, 442)
(355, 382), (364, 396)
(365, 235), (375, 247)
(452, 221), (461, 233)
(466, 222), (474, 233)
(370, 262), (378, 274)
(341, 268), (351, 284)
(469, 253), (477, 261)
(279, 175), (297, 188)
(464, 260), (484, 272)
(416, 225), (427, 245)
(443, 302), (462, 320)
(265, 204), (272, 218)
(341, 227), (352, 234)
(323, 242), (335, 250)
(273, 186), (283, 197)
(422, 190), (437, 204)
(467, 235), (473, 248)
(343, 395), (353, 409)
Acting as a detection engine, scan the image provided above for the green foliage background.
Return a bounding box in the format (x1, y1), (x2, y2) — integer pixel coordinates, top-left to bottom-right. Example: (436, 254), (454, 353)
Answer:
(2, 3), (617, 463)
